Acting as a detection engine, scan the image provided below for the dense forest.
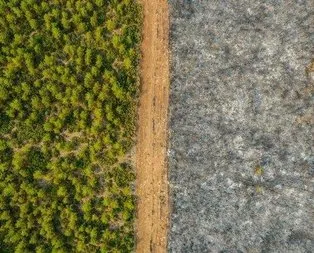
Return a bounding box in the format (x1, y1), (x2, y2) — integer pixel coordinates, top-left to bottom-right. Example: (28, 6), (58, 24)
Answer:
(0, 0), (141, 252)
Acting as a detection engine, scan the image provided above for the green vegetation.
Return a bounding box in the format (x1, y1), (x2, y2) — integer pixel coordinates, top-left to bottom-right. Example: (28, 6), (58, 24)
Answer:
(0, 0), (141, 252)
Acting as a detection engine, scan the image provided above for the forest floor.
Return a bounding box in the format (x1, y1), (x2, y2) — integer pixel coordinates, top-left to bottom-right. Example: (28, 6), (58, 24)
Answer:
(135, 0), (170, 253)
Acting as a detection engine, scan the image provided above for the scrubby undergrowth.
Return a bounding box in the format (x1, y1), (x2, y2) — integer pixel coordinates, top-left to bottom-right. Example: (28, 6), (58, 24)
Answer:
(0, 0), (141, 252)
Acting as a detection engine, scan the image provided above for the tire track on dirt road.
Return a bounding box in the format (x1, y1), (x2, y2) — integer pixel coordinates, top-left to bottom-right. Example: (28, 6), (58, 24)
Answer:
(136, 0), (170, 252)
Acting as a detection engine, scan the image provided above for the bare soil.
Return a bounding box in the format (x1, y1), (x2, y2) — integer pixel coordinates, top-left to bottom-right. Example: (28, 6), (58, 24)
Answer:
(135, 0), (170, 253)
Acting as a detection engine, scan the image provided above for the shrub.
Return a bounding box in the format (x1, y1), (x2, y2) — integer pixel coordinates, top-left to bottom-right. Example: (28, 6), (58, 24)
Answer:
(0, 0), (141, 251)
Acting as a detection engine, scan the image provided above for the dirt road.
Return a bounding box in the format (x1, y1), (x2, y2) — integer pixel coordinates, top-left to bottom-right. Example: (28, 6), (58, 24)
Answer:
(135, 0), (170, 252)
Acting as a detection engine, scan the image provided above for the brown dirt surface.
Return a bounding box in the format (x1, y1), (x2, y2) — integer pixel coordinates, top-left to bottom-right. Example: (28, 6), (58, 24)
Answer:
(135, 0), (170, 252)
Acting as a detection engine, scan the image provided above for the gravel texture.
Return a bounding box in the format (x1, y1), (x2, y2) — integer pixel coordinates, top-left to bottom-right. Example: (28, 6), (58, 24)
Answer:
(168, 0), (314, 252)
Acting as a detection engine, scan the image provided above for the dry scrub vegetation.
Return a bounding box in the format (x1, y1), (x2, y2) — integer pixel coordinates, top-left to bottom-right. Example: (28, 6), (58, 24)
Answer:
(0, 0), (141, 252)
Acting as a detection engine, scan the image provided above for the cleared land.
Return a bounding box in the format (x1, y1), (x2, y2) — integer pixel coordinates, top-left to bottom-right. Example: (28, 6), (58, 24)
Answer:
(136, 0), (170, 252)
(168, 0), (314, 252)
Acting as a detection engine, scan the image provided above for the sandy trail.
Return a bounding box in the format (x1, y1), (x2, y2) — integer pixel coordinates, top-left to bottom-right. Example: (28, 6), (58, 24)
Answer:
(135, 0), (170, 252)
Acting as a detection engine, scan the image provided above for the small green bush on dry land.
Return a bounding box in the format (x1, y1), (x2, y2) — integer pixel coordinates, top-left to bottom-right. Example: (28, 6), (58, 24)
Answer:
(0, 0), (141, 252)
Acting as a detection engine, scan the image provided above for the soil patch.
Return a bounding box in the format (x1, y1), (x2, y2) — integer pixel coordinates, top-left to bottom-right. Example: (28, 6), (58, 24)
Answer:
(135, 1), (170, 252)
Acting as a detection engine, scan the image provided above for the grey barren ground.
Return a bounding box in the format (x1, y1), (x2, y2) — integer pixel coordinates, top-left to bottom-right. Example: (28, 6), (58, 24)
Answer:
(168, 0), (314, 252)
